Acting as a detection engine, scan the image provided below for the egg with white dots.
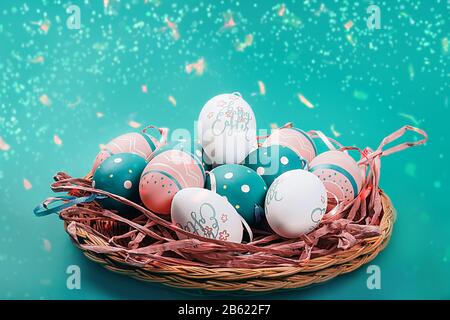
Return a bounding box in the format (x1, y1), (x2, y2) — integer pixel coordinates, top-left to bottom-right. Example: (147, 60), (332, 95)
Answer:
(206, 164), (267, 226)
(244, 145), (307, 187)
(92, 153), (147, 213)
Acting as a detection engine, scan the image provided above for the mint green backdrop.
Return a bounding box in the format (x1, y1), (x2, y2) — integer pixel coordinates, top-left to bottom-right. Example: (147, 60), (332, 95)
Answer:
(0, 0), (448, 299)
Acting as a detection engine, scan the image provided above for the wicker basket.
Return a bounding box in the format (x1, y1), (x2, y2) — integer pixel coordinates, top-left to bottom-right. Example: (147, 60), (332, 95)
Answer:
(54, 187), (394, 293)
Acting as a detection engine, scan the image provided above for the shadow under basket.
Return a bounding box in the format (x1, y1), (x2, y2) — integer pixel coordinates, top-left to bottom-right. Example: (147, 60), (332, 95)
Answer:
(61, 191), (394, 293)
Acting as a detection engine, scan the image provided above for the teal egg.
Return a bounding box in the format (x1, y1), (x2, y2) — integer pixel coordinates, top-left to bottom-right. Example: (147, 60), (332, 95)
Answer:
(206, 164), (267, 226)
(92, 153), (147, 212)
(244, 145), (306, 186)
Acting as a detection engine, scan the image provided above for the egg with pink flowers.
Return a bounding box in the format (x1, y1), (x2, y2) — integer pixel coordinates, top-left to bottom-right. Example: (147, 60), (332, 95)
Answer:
(309, 150), (363, 206)
(139, 141), (205, 215)
(263, 127), (317, 164)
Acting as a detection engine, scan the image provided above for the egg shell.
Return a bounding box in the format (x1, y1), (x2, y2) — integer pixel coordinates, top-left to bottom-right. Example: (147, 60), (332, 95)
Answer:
(92, 153), (147, 213)
(265, 169), (327, 238)
(206, 164), (267, 226)
(92, 132), (160, 172)
(244, 145), (306, 187)
(171, 188), (244, 243)
(309, 150), (363, 206)
(140, 149), (205, 215)
(263, 127), (317, 164)
(198, 93), (257, 164)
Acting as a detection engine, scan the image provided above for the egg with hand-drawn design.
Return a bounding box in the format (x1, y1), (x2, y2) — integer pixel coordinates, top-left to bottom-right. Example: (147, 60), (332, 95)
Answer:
(265, 169), (327, 238)
(92, 153), (147, 213)
(139, 141), (205, 215)
(206, 164), (267, 226)
(309, 150), (363, 207)
(171, 188), (247, 243)
(263, 127), (317, 164)
(198, 93), (257, 165)
(244, 145), (307, 187)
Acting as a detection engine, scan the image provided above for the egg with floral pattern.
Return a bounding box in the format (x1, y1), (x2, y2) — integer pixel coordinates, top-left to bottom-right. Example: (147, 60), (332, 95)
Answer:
(206, 164), (267, 226)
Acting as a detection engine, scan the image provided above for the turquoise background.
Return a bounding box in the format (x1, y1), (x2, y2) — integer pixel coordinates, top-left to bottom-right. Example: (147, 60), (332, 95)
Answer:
(0, 0), (448, 299)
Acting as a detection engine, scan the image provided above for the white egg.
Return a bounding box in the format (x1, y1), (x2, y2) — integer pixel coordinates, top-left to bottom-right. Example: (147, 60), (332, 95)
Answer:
(171, 188), (247, 243)
(198, 93), (257, 164)
(265, 169), (327, 238)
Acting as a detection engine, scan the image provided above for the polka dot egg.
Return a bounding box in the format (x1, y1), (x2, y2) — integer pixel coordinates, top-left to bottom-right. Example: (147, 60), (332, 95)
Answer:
(206, 164), (267, 226)
(139, 141), (205, 215)
(92, 132), (160, 173)
(244, 145), (307, 187)
(309, 150), (364, 207)
(92, 153), (147, 212)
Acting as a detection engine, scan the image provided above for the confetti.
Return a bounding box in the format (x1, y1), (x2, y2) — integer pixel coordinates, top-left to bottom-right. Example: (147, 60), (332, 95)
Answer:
(53, 134), (63, 146)
(32, 19), (51, 34)
(185, 58), (206, 76)
(168, 95), (177, 107)
(236, 34), (254, 52)
(103, 0), (109, 8)
(270, 123), (278, 129)
(330, 124), (341, 137)
(297, 93), (314, 109)
(222, 13), (236, 30)
(398, 113), (421, 125)
(344, 20), (354, 31)
(128, 120), (142, 128)
(353, 90), (368, 101)
(258, 81), (266, 95)
(39, 94), (52, 106)
(165, 18), (180, 41)
(67, 97), (81, 109)
(30, 55), (44, 64)
(96, 112), (104, 118)
(43, 239), (52, 252)
(23, 179), (32, 190)
(0, 137), (10, 151)
(346, 34), (356, 46)
(442, 37), (449, 54)
(277, 4), (286, 17)
(141, 84), (148, 93)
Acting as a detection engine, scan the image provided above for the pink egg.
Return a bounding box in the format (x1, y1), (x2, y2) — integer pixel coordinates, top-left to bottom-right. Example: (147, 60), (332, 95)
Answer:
(92, 132), (160, 172)
(263, 128), (317, 164)
(139, 149), (205, 215)
(309, 150), (363, 207)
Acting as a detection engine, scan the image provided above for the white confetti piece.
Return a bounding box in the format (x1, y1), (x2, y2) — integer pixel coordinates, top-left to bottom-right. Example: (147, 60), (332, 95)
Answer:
(23, 179), (32, 190)
(43, 239), (52, 252)
(39, 94), (52, 106)
(298, 94), (314, 109)
(128, 120), (142, 128)
(168, 95), (177, 107)
(141, 84), (148, 93)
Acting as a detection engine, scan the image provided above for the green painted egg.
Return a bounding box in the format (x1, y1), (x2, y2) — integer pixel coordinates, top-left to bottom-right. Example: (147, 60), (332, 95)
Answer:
(206, 164), (267, 226)
(92, 153), (147, 212)
(244, 145), (306, 187)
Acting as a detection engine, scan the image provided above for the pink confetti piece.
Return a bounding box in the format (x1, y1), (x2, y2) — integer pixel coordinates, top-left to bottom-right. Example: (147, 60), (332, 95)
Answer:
(270, 123), (278, 129)
(43, 239), (52, 252)
(53, 134), (62, 146)
(128, 120), (142, 128)
(235, 34), (253, 52)
(96, 112), (104, 118)
(258, 81), (266, 95)
(278, 4), (286, 17)
(141, 84), (148, 93)
(223, 15), (236, 29)
(185, 58), (205, 76)
(168, 96), (177, 107)
(103, 0), (109, 8)
(165, 18), (180, 40)
(30, 55), (44, 64)
(344, 20), (354, 31)
(23, 178), (32, 190)
(331, 124), (341, 137)
(0, 137), (10, 151)
(298, 93), (315, 109)
(39, 94), (52, 106)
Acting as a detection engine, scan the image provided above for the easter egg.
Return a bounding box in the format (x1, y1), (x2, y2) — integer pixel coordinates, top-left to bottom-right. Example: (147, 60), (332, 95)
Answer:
(309, 150), (363, 207)
(265, 169), (327, 238)
(206, 164), (267, 226)
(171, 188), (247, 243)
(139, 141), (205, 215)
(92, 132), (160, 172)
(198, 93), (257, 165)
(92, 153), (147, 212)
(244, 145), (307, 187)
(263, 127), (317, 164)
